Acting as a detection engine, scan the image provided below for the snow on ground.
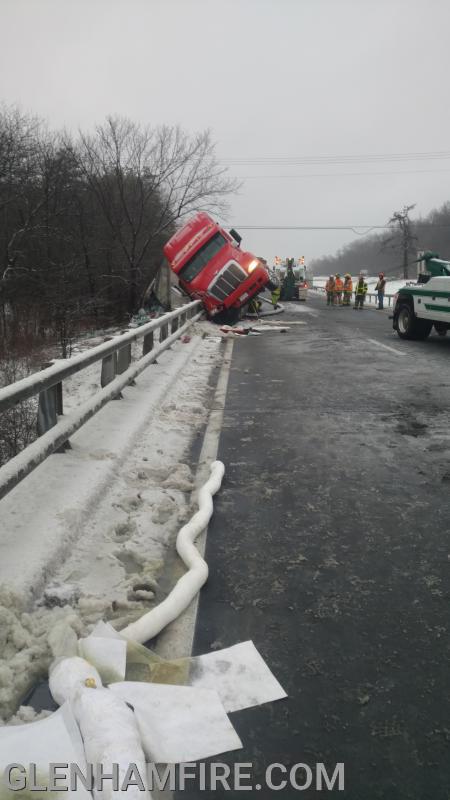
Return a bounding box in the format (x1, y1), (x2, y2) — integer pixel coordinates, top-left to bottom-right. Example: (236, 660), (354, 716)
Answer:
(281, 301), (318, 317)
(0, 326), (224, 721)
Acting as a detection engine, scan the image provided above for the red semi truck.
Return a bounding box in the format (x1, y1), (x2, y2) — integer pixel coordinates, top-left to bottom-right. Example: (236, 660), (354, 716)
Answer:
(163, 212), (271, 321)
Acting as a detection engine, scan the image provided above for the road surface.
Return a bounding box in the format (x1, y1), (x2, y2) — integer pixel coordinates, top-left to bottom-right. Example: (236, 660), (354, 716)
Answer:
(181, 294), (450, 798)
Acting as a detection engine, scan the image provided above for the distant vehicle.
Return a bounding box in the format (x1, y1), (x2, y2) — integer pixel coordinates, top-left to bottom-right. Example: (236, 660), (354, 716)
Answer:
(274, 257), (309, 301)
(392, 252), (450, 339)
(163, 212), (271, 322)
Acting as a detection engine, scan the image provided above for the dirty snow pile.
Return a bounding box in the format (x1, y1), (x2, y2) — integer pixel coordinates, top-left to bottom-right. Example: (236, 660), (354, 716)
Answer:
(0, 330), (223, 721)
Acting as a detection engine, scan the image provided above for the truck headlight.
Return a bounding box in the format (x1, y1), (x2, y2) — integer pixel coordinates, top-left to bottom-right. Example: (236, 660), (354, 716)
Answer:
(248, 259), (259, 274)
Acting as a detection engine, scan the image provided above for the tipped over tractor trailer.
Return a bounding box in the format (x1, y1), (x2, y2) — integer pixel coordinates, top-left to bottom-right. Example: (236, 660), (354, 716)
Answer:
(163, 212), (275, 323)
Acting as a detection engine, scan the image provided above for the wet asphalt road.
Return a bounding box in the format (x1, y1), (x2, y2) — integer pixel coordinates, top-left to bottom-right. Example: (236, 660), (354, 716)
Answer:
(180, 295), (450, 799)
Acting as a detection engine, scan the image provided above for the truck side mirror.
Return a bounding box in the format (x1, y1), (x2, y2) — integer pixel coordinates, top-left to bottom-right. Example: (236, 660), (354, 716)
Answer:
(229, 228), (242, 247)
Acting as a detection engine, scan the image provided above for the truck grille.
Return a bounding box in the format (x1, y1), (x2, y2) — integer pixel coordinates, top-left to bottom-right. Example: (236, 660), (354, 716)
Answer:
(207, 262), (247, 301)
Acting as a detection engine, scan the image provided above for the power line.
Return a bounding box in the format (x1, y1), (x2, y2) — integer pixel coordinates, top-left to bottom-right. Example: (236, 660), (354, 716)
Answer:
(234, 225), (390, 232)
(237, 168), (450, 179)
(219, 149), (450, 167)
(233, 224), (450, 235)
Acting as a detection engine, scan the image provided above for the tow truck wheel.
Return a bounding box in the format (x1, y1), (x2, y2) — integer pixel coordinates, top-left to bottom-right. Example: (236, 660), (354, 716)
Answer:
(434, 322), (448, 337)
(396, 302), (432, 340)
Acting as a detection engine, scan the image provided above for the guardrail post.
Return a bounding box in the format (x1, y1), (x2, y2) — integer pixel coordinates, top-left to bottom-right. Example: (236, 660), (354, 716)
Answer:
(117, 342), (132, 375)
(56, 381), (63, 416)
(117, 340), (134, 386)
(37, 369), (57, 437)
(160, 323), (168, 342)
(101, 337), (121, 398)
(143, 330), (154, 356)
(37, 364), (70, 451)
(171, 316), (179, 335)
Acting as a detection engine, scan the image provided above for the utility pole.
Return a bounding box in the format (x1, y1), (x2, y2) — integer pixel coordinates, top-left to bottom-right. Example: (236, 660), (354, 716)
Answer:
(388, 204), (416, 279)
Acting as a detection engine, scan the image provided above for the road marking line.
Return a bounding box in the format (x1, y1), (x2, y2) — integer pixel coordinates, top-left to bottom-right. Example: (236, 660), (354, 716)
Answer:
(366, 338), (407, 356)
(155, 338), (234, 662)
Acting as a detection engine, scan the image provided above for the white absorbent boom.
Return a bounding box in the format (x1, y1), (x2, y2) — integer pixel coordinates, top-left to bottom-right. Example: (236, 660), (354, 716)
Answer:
(120, 460), (225, 644)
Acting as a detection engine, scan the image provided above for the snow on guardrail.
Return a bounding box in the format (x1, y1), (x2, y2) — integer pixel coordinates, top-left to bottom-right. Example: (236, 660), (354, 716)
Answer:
(0, 302), (202, 500)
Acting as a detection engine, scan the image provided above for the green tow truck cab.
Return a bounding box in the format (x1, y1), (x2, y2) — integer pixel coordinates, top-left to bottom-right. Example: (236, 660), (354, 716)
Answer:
(392, 252), (450, 340)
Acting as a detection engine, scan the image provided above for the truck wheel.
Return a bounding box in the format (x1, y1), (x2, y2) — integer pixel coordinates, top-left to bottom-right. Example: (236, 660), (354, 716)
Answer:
(434, 322), (448, 337)
(396, 303), (432, 340)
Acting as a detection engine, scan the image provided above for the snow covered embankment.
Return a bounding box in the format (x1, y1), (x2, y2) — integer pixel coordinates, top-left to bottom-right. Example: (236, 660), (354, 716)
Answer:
(0, 330), (223, 720)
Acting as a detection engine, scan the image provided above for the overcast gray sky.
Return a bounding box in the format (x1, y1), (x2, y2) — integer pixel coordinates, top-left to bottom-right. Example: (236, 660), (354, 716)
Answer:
(1, 0), (450, 265)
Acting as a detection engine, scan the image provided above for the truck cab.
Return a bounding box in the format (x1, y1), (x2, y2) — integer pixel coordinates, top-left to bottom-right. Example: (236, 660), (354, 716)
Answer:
(393, 252), (450, 339)
(163, 212), (270, 320)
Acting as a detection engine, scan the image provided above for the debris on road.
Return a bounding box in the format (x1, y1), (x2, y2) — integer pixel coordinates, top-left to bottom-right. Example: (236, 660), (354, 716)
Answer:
(220, 323), (290, 336)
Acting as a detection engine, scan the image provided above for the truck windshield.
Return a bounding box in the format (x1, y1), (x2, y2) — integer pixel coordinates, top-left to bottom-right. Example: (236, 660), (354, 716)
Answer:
(178, 232), (227, 282)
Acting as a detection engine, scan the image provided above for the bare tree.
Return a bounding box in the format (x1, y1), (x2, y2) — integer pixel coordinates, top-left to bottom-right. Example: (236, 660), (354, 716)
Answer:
(0, 106), (47, 290)
(75, 117), (238, 312)
(0, 106), (239, 360)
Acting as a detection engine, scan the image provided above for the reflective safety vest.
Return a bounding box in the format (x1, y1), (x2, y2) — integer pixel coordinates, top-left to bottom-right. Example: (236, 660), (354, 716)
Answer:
(335, 278), (344, 293)
(355, 280), (368, 295)
(325, 280), (335, 292)
(343, 279), (353, 293)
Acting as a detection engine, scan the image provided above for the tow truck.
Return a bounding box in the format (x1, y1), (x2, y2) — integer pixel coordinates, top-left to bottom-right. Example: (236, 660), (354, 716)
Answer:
(392, 252), (450, 340)
(274, 257), (309, 301)
(163, 212), (272, 323)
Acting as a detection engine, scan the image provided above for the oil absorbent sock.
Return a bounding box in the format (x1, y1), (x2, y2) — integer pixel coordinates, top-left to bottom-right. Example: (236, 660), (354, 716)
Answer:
(120, 460), (225, 644)
(49, 657), (152, 800)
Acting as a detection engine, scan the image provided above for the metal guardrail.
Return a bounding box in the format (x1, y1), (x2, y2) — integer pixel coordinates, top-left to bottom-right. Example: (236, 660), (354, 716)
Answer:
(311, 287), (394, 307)
(0, 301), (202, 501)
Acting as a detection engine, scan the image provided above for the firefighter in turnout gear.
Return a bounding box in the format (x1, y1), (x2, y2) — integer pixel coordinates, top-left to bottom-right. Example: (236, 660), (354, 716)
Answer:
(248, 297), (262, 315)
(343, 274), (353, 305)
(354, 274), (368, 310)
(325, 275), (335, 306)
(334, 274), (344, 305)
(271, 284), (281, 307)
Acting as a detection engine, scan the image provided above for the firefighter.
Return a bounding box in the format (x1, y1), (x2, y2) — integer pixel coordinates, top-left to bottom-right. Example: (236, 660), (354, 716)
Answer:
(271, 285), (281, 307)
(325, 275), (335, 306)
(334, 273), (344, 305)
(248, 297), (262, 315)
(343, 273), (353, 305)
(354, 273), (368, 310)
